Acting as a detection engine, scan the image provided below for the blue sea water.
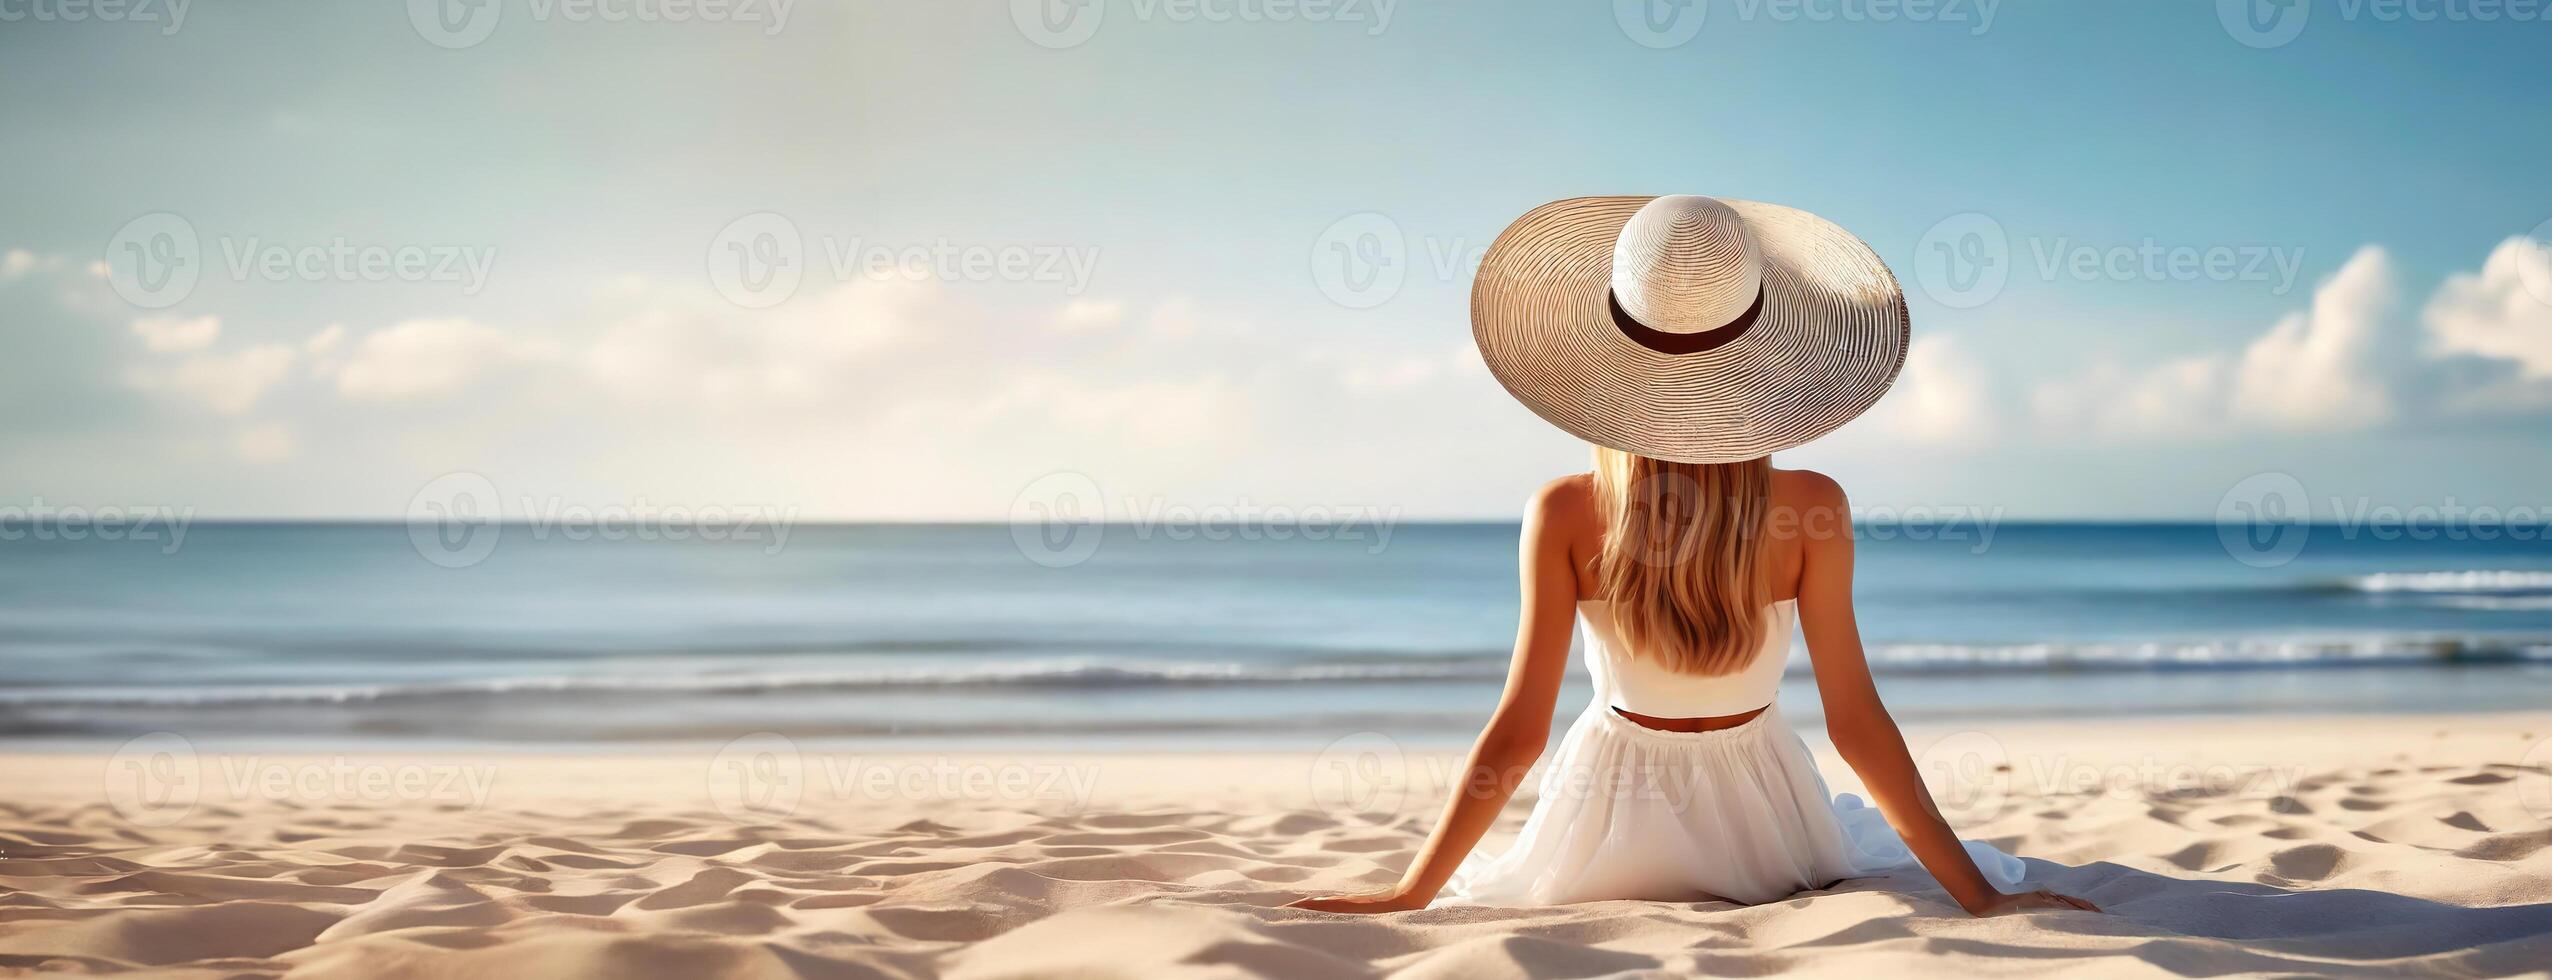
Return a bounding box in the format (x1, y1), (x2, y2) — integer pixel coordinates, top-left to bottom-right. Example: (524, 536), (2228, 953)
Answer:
(3, 522), (2550, 747)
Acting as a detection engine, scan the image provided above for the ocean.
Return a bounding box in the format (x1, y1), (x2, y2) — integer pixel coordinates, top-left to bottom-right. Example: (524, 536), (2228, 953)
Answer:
(4, 521), (2551, 748)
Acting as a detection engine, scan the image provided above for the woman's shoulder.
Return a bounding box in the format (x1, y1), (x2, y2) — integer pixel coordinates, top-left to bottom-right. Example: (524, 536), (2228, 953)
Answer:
(1524, 473), (1602, 540)
(1767, 467), (1852, 554)
(1527, 472), (1597, 518)
(1769, 466), (1848, 509)
(1524, 473), (1602, 568)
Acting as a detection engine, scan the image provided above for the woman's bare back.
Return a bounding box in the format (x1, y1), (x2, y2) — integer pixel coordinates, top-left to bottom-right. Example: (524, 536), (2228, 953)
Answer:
(1547, 467), (1828, 605)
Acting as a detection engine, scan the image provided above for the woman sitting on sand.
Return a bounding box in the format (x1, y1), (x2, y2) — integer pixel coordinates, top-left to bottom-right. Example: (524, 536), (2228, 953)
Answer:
(1292, 195), (2099, 916)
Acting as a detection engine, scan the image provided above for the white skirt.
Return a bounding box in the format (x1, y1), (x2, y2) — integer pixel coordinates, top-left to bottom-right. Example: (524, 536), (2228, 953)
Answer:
(1437, 702), (2025, 907)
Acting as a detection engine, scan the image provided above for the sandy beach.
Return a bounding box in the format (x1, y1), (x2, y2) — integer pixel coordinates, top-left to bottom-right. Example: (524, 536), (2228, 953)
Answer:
(5, 713), (2551, 978)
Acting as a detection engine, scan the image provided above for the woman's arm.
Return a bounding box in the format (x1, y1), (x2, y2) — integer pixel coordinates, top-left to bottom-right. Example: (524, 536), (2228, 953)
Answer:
(1289, 478), (1584, 913)
(1791, 473), (2098, 917)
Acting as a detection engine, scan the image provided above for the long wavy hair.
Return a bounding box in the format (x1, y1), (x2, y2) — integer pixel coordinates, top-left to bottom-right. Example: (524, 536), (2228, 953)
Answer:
(1590, 447), (1773, 676)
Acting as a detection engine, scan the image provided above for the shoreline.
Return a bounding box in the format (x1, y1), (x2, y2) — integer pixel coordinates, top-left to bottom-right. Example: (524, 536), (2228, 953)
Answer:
(4, 705), (2543, 750)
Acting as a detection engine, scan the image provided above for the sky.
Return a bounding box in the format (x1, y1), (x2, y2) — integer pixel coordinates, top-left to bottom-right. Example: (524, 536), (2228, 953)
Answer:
(3, 1), (2549, 521)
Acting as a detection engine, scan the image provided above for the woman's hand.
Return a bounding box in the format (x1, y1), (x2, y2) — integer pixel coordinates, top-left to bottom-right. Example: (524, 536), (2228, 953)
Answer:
(1286, 888), (1431, 914)
(1964, 889), (2101, 916)
(1283, 481), (1584, 920)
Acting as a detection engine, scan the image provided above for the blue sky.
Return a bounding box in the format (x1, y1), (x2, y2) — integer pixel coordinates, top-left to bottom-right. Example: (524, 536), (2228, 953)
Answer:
(3, 1), (2548, 519)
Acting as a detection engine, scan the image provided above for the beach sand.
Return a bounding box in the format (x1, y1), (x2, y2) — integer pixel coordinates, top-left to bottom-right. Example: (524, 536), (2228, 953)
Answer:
(6, 713), (2552, 978)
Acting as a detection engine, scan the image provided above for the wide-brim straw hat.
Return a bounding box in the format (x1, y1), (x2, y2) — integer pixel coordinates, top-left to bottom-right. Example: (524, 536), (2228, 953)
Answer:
(1471, 195), (1907, 463)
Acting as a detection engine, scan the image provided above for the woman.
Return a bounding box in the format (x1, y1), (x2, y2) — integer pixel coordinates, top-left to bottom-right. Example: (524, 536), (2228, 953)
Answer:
(1292, 195), (2097, 916)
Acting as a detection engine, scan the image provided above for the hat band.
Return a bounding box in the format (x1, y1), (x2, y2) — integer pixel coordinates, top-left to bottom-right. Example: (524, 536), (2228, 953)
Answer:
(1606, 285), (1765, 355)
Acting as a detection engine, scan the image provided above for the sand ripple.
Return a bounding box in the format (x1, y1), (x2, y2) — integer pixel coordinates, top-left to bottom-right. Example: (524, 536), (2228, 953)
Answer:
(4, 728), (2552, 978)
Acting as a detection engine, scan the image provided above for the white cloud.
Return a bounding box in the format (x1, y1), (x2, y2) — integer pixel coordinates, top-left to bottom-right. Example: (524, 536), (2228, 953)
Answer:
(950, 367), (1243, 447)
(1147, 296), (1200, 339)
(1339, 357), (1442, 392)
(582, 308), (701, 400)
(331, 317), (558, 402)
(2225, 246), (2396, 430)
(2075, 355), (2228, 439)
(305, 323), (346, 356)
(2423, 236), (2552, 380)
(1051, 298), (1123, 333)
(235, 422), (297, 463)
(1321, 342), (1484, 392)
(2026, 239), (2552, 441)
(1, 249), (36, 279)
(2033, 246), (2401, 438)
(582, 277), (917, 409)
(128, 343), (298, 416)
(131, 314), (222, 353)
(1870, 335), (1995, 444)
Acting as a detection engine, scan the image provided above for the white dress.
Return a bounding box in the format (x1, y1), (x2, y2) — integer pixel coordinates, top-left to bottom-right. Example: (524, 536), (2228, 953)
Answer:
(1437, 598), (2025, 907)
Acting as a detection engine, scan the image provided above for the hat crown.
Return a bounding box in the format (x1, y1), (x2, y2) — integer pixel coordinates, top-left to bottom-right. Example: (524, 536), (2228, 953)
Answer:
(1609, 195), (1763, 335)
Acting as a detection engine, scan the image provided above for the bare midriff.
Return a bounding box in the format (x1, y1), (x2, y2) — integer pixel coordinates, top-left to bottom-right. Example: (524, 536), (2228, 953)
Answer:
(1611, 704), (1769, 733)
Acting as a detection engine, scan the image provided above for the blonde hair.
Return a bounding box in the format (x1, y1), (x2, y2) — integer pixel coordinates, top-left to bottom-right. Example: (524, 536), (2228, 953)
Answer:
(1590, 447), (1772, 676)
